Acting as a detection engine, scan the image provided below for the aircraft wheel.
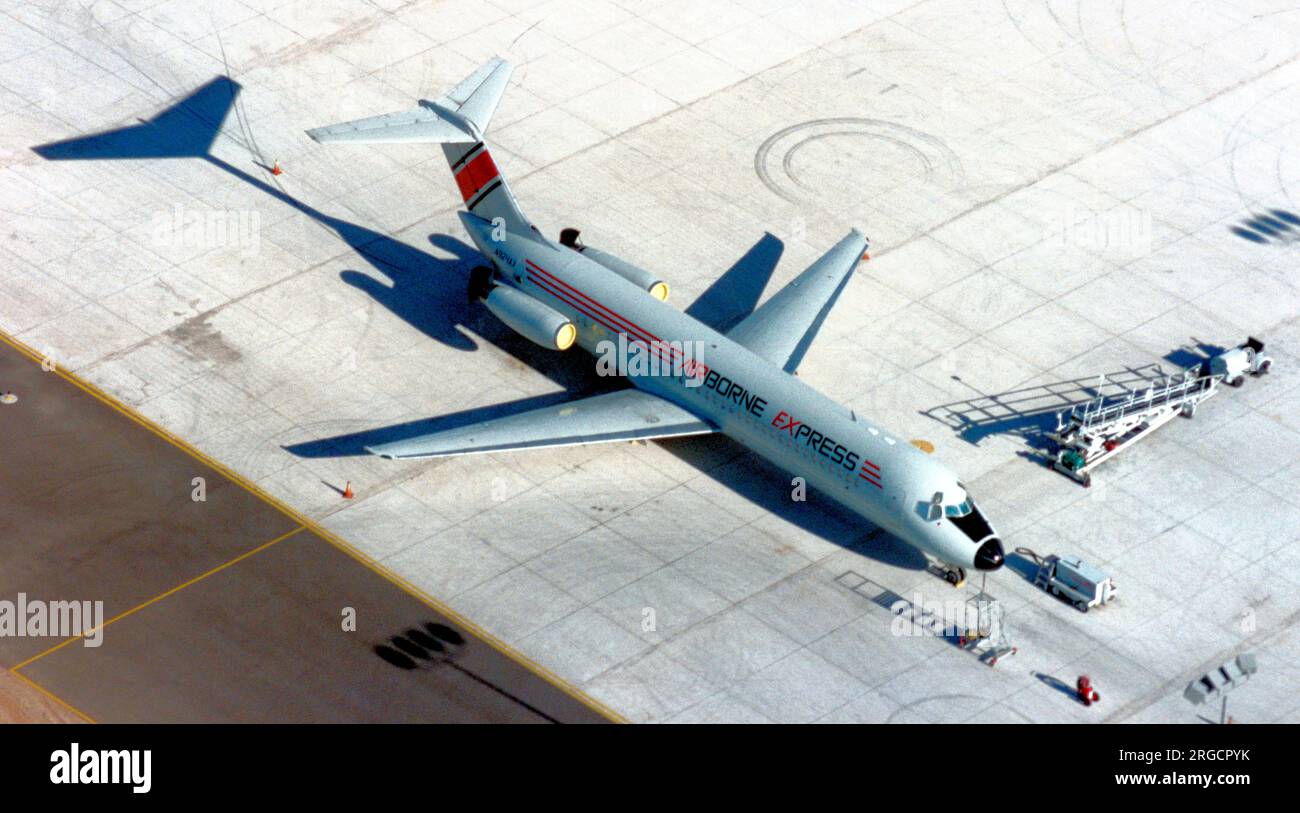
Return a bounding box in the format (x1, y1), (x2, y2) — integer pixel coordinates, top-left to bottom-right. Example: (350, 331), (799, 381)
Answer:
(1230, 375), (1244, 388)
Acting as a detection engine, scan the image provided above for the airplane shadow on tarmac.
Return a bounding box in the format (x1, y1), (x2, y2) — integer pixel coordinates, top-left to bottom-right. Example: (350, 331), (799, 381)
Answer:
(32, 76), (926, 570)
(33, 76), (480, 352)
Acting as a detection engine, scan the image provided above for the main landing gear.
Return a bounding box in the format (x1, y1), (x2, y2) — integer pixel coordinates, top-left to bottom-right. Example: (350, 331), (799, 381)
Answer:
(467, 265), (494, 302)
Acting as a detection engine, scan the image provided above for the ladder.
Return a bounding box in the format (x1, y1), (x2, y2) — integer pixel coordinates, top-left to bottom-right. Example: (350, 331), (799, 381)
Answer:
(1032, 556), (1057, 590)
(1048, 368), (1219, 487)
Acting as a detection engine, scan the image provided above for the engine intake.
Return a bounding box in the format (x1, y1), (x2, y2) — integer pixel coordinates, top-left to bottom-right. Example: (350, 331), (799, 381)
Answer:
(482, 284), (576, 351)
(560, 229), (669, 301)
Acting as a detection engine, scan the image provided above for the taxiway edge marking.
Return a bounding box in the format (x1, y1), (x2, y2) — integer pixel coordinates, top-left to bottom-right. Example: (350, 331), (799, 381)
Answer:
(12, 526), (306, 672)
(7, 668), (97, 724)
(0, 330), (627, 724)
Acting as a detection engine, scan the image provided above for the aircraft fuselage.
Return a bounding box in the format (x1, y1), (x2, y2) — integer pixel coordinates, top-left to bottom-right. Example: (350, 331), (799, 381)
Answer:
(463, 213), (1004, 572)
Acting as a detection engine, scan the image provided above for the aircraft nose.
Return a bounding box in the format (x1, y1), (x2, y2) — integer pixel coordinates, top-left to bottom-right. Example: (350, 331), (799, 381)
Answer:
(974, 538), (1004, 571)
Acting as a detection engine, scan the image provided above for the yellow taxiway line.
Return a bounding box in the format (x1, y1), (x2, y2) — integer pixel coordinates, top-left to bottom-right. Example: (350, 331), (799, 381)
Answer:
(6, 668), (97, 724)
(0, 329), (625, 723)
(11, 526), (306, 673)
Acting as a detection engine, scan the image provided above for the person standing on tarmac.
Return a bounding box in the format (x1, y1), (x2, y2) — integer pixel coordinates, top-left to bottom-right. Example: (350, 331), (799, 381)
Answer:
(1077, 675), (1100, 706)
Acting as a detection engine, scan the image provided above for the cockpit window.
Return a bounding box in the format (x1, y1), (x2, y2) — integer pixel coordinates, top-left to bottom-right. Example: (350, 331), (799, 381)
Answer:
(948, 504), (995, 543)
(944, 500), (973, 518)
(925, 492), (977, 522)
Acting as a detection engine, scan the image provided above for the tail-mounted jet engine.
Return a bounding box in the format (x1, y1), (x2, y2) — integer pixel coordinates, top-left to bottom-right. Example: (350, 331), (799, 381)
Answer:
(559, 228), (669, 301)
(470, 265), (577, 351)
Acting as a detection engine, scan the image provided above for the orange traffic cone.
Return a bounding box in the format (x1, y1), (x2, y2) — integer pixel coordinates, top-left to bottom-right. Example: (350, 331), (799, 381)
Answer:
(272, 159), (283, 176)
(342, 481), (354, 499)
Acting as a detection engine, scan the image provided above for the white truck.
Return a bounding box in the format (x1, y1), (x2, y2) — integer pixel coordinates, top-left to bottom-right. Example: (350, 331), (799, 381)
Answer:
(1208, 337), (1272, 387)
(1034, 555), (1117, 612)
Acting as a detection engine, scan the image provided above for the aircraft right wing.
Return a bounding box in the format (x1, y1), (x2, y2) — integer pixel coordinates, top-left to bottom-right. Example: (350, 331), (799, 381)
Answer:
(725, 230), (868, 374)
(366, 387), (715, 459)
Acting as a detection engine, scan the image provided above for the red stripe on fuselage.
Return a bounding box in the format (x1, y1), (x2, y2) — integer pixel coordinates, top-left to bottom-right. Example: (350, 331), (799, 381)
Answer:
(526, 271), (630, 338)
(858, 471), (882, 488)
(526, 272), (678, 368)
(525, 259), (882, 484)
(526, 260), (662, 346)
(526, 260), (686, 367)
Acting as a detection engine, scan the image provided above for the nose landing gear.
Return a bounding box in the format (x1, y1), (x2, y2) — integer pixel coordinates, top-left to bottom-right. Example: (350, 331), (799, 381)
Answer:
(927, 562), (967, 588)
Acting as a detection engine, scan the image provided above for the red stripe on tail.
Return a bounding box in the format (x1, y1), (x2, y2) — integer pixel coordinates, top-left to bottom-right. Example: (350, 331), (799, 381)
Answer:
(455, 150), (499, 202)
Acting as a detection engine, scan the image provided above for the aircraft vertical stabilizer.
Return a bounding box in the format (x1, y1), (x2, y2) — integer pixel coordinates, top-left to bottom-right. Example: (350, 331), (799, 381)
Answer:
(307, 57), (529, 233)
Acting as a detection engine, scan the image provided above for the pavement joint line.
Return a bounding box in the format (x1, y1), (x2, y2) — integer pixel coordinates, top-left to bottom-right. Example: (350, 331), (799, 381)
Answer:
(12, 526), (306, 673)
(7, 667), (97, 724)
(0, 329), (627, 723)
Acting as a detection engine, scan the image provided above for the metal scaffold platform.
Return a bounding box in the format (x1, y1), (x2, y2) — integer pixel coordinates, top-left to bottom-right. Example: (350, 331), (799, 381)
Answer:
(1048, 338), (1273, 486)
(957, 591), (1017, 666)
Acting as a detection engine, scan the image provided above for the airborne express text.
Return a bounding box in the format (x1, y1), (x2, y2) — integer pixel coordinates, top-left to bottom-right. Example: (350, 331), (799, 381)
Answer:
(692, 368), (862, 474)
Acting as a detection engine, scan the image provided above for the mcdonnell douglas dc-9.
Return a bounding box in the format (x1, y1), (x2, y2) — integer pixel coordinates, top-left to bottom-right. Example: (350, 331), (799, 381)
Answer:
(307, 58), (1005, 583)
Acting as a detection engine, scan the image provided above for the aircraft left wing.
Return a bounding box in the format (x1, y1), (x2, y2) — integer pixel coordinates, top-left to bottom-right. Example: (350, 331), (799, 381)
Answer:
(367, 388), (715, 459)
(726, 230), (868, 374)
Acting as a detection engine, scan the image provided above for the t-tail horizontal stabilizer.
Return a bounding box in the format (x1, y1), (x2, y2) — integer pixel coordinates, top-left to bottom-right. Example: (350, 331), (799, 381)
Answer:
(366, 388), (715, 460)
(306, 57), (511, 145)
(32, 76), (238, 160)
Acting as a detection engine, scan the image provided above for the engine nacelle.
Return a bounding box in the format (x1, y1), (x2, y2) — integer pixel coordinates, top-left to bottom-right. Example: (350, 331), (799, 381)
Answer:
(560, 229), (669, 301)
(482, 284), (577, 351)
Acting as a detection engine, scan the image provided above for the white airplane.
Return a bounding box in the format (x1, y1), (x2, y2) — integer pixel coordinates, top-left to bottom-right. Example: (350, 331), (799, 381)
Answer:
(308, 58), (1004, 581)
